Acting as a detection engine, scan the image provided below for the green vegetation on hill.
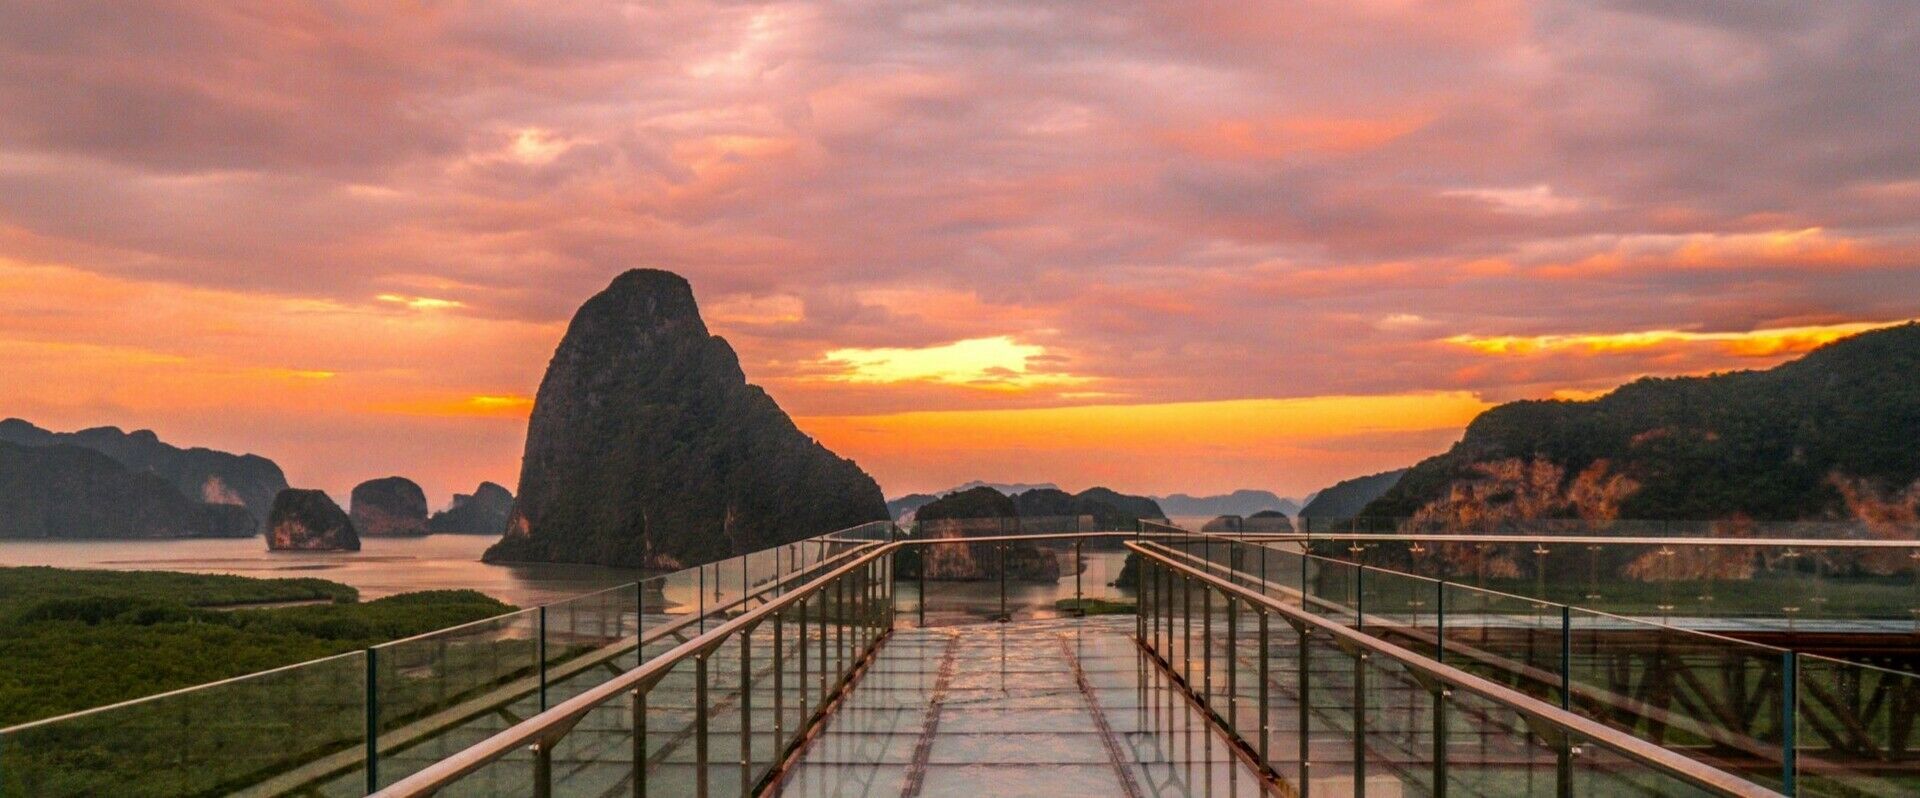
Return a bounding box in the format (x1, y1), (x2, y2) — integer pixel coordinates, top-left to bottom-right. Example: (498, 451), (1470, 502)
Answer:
(1297, 469), (1407, 529)
(0, 567), (511, 727)
(1364, 323), (1920, 525)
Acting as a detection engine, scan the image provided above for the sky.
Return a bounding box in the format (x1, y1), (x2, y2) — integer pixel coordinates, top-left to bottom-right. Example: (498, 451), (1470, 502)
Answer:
(3, 1), (1919, 505)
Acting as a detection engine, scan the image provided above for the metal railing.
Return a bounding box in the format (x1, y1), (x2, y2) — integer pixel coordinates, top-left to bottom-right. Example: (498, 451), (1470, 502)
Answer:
(0, 523), (890, 798)
(1130, 538), (1782, 797)
(371, 542), (896, 797)
(1152, 524), (1920, 797)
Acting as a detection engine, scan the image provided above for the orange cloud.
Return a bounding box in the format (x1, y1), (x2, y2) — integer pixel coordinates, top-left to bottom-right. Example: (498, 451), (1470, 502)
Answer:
(1445, 319), (1914, 359)
(1162, 113), (1431, 160)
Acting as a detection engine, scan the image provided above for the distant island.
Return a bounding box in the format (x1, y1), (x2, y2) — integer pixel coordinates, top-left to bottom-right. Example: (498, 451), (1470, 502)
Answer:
(484, 269), (888, 569)
(1155, 490), (1301, 518)
(429, 481), (516, 534)
(1296, 469), (1407, 530)
(0, 420), (289, 539)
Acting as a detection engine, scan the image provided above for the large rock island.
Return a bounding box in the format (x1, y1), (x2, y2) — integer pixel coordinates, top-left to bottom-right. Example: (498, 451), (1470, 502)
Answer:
(267, 489), (361, 551)
(429, 481), (515, 534)
(1365, 323), (1920, 528)
(484, 269), (888, 569)
(350, 476), (429, 536)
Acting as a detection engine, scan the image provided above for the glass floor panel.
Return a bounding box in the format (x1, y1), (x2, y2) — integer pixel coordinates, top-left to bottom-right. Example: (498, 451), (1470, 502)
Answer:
(773, 617), (1277, 797)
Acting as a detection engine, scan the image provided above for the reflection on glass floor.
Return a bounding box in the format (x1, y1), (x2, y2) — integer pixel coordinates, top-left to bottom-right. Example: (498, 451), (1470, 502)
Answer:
(775, 617), (1276, 797)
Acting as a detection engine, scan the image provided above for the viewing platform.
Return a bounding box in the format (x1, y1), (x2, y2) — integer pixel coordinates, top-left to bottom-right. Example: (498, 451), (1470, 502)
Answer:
(5, 521), (1918, 797)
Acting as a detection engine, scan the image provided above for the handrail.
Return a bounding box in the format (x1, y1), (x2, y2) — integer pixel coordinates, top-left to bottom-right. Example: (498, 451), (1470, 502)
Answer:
(370, 530), (1158, 797)
(371, 541), (898, 797)
(1207, 531), (1920, 548)
(1127, 540), (1784, 798)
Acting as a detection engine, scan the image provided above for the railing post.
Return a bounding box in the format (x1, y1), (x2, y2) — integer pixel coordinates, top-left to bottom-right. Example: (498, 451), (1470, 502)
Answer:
(1560, 605), (1572, 710)
(1355, 565), (1365, 630)
(1227, 594), (1238, 728)
(1175, 571), (1190, 682)
(532, 740), (553, 798)
(1075, 539), (1083, 613)
(798, 597), (810, 722)
(699, 566), (707, 634)
(1354, 649), (1368, 798)
(1203, 579), (1214, 705)
(364, 646), (379, 794)
(819, 583), (829, 700)
(1433, 687), (1448, 798)
(538, 605), (549, 711)
(917, 542), (927, 628)
(696, 653), (710, 798)
(740, 632), (752, 798)
(1784, 651), (1798, 795)
(633, 687), (648, 797)
(999, 543), (1008, 621)
(1258, 609), (1270, 764)
(1435, 579), (1446, 664)
(1299, 626), (1312, 798)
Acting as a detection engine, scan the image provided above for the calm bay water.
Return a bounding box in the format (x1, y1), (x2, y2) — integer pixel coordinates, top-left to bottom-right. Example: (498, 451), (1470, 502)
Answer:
(0, 534), (649, 607)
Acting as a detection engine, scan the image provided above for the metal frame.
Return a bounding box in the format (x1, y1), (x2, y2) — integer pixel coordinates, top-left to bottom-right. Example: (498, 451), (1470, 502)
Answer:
(1128, 540), (1783, 798)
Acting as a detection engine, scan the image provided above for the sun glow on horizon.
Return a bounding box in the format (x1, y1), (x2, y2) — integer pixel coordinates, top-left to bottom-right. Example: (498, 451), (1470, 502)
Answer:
(1445, 319), (1914, 359)
(817, 336), (1087, 391)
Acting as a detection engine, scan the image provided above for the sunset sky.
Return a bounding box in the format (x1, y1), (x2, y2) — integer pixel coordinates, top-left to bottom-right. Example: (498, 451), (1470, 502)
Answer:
(4, 2), (1919, 505)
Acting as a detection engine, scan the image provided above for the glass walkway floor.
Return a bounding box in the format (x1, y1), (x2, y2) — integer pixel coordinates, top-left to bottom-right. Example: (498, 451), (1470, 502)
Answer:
(773, 616), (1275, 797)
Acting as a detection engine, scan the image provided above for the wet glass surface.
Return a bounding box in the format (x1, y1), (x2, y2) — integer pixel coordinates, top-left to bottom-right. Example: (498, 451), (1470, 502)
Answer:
(775, 616), (1274, 797)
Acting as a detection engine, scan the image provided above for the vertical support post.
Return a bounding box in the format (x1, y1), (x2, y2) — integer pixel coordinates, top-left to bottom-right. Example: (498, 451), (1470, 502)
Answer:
(1075, 540), (1083, 613)
(1203, 580), (1214, 705)
(533, 741), (553, 798)
(835, 577), (846, 684)
(633, 688), (648, 798)
(538, 605), (549, 711)
(1784, 651), (1799, 795)
(364, 646), (379, 794)
(999, 543), (1008, 621)
(1227, 595), (1238, 728)
(1432, 688), (1448, 798)
(1258, 610), (1270, 764)
(1299, 626), (1312, 798)
(699, 566), (707, 634)
(798, 597), (809, 722)
(1555, 737), (1572, 798)
(696, 654), (710, 798)
(1355, 565), (1365, 630)
(1354, 650), (1368, 798)
(740, 632), (752, 798)
(1435, 580), (1446, 664)
(1182, 574), (1193, 684)
(636, 580), (647, 660)
(819, 583), (829, 700)
(1560, 605), (1572, 710)
(918, 543), (927, 628)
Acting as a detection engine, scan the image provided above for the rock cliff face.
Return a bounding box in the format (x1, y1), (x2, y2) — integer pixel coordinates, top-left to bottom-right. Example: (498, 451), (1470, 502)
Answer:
(1364, 323), (1920, 526)
(429, 482), (515, 534)
(0, 442), (209, 538)
(484, 269), (888, 569)
(267, 489), (361, 551)
(350, 477), (429, 536)
(0, 419), (288, 532)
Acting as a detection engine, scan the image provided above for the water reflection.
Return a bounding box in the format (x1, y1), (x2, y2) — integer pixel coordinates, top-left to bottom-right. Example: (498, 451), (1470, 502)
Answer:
(0, 535), (648, 607)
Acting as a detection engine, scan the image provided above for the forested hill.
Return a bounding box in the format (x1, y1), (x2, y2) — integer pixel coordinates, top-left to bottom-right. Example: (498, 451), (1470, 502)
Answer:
(1364, 323), (1920, 524)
